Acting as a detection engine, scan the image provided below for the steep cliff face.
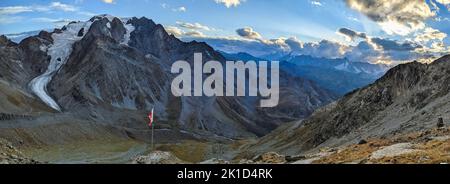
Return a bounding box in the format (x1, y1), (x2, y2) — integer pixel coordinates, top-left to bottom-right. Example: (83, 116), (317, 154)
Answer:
(0, 33), (51, 88)
(248, 56), (450, 155)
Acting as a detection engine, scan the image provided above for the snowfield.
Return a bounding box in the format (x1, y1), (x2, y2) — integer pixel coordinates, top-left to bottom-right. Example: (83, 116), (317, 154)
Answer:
(29, 21), (93, 111)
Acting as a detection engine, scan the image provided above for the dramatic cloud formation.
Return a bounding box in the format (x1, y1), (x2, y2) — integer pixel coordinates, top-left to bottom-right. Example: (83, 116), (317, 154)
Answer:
(337, 27), (449, 64)
(345, 0), (435, 35)
(215, 0), (245, 8)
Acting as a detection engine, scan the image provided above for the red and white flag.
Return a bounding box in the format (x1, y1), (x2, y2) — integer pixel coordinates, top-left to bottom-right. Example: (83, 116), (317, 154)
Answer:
(148, 108), (154, 127)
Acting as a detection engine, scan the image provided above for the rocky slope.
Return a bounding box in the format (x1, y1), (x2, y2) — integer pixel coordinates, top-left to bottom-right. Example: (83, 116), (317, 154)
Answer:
(246, 55), (450, 156)
(230, 126), (449, 164)
(0, 138), (40, 164)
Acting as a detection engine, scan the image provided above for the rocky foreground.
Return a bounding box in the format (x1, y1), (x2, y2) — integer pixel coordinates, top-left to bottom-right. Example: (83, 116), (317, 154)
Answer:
(1, 126), (448, 164)
(293, 126), (450, 164)
(131, 126), (449, 164)
(0, 139), (40, 164)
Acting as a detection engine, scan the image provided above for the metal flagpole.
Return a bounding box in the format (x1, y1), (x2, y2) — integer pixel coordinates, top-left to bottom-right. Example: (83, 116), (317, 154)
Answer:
(151, 121), (154, 151)
(150, 108), (154, 151)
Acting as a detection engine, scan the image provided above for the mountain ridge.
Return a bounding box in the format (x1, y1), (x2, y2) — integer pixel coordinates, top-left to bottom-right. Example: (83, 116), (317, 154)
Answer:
(245, 55), (450, 156)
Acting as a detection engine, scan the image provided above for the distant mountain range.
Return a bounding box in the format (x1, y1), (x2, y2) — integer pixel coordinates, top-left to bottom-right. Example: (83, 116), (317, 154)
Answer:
(220, 52), (389, 95)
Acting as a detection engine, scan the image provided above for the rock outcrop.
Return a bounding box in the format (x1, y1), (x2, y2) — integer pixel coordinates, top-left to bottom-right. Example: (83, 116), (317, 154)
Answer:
(0, 139), (40, 164)
(132, 151), (187, 164)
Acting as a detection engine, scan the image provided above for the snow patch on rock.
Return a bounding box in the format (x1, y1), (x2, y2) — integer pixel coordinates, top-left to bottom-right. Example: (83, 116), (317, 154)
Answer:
(121, 20), (135, 45)
(39, 44), (48, 52)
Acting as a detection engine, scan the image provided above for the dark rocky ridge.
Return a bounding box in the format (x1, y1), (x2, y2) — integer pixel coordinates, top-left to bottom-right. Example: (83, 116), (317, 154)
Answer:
(0, 32), (52, 88)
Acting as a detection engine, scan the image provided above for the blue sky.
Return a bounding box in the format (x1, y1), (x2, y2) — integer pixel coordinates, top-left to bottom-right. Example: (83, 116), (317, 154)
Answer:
(0, 0), (370, 40)
(1, 0), (449, 64)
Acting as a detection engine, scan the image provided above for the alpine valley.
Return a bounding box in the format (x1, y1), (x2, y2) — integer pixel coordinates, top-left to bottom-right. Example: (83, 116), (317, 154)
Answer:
(0, 15), (449, 164)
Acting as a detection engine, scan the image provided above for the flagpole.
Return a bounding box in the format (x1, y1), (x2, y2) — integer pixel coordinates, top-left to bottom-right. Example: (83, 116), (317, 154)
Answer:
(151, 121), (154, 151)
(149, 108), (154, 151)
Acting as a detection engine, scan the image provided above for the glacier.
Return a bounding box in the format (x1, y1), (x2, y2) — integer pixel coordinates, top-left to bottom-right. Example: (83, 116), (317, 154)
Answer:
(29, 21), (93, 111)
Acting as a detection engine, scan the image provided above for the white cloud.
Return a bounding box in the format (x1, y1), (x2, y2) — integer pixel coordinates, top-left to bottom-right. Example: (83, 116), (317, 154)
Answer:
(414, 27), (447, 43)
(215, 0), (245, 8)
(176, 21), (214, 31)
(0, 2), (77, 15)
(311, 1), (322, 6)
(301, 40), (349, 59)
(165, 26), (207, 38)
(172, 6), (186, 12)
(49, 2), (77, 12)
(0, 6), (32, 15)
(236, 27), (262, 40)
(102, 0), (115, 4)
(184, 30), (206, 38)
(165, 26), (184, 37)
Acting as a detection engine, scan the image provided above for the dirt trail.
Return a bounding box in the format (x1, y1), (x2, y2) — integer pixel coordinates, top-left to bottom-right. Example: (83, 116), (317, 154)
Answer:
(22, 139), (150, 164)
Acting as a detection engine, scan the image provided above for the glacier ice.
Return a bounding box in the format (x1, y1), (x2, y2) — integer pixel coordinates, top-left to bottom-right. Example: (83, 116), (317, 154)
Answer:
(29, 21), (93, 111)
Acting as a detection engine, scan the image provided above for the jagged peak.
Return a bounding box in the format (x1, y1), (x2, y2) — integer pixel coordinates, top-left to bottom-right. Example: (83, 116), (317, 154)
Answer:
(127, 16), (157, 30)
(0, 35), (16, 47)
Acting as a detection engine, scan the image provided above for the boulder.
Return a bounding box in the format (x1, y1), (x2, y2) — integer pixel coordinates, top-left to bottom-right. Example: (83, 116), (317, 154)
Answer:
(253, 152), (286, 164)
(132, 151), (187, 164)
